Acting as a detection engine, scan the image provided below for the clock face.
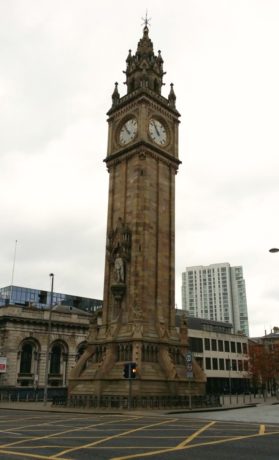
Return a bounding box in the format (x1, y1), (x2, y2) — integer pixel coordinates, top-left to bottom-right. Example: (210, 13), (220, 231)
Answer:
(119, 118), (137, 145)
(149, 119), (167, 145)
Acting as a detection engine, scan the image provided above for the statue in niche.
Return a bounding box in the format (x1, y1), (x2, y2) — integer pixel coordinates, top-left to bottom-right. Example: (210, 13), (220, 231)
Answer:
(107, 218), (131, 301)
(114, 253), (124, 283)
(106, 218), (131, 279)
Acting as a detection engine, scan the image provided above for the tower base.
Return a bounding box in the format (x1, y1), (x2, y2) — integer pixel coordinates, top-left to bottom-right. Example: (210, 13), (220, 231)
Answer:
(69, 320), (207, 409)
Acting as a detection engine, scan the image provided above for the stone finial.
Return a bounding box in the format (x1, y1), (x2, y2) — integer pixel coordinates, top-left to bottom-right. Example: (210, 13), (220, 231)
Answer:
(111, 82), (120, 107)
(168, 83), (176, 108)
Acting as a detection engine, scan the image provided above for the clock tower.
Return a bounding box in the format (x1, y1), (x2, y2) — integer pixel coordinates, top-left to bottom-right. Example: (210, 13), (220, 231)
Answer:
(69, 24), (206, 405)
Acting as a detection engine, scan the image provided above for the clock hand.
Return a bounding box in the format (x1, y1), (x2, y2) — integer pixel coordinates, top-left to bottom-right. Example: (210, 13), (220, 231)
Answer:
(152, 121), (160, 136)
(125, 125), (131, 135)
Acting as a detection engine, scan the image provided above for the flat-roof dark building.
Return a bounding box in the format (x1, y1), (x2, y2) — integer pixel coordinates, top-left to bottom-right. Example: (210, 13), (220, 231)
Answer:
(0, 285), (102, 313)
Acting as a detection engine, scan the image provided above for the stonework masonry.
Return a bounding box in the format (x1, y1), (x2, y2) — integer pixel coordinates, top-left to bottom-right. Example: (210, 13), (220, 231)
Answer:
(69, 26), (206, 404)
(0, 305), (90, 391)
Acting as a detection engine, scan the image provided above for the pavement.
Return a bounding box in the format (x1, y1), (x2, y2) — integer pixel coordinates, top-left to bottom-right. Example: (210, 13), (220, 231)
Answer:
(0, 394), (278, 418)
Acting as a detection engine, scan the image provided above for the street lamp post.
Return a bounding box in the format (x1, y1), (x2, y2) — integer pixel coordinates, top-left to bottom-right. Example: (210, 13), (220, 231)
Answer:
(269, 248), (279, 399)
(43, 273), (54, 406)
(228, 357), (232, 404)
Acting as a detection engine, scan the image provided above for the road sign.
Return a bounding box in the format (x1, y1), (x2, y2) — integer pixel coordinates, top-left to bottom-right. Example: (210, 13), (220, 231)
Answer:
(185, 352), (193, 378)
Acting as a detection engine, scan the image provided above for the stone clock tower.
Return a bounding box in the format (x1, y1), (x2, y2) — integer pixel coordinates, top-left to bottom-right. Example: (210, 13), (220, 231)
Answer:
(69, 25), (205, 405)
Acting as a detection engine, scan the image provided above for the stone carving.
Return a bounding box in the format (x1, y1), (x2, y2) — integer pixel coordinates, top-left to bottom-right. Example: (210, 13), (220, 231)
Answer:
(114, 254), (124, 282)
(132, 323), (144, 337)
(106, 218), (131, 301)
(106, 217), (131, 267)
(156, 319), (170, 339)
(158, 347), (178, 380)
(132, 302), (143, 321)
(179, 313), (188, 346)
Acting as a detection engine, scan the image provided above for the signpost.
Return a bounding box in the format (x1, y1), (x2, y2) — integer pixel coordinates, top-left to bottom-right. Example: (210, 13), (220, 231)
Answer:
(185, 351), (193, 410)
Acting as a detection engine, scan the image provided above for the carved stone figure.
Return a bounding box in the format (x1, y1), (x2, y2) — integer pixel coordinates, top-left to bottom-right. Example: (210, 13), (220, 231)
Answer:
(114, 254), (124, 283)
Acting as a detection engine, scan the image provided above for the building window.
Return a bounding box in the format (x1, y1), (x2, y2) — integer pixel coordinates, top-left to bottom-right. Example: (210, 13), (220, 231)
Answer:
(20, 343), (33, 374)
(205, 357), (211, 369)
(238, 360), (243, 371)
(224, 341), (230, 352)
(204, 338), (210, 350)
(189, 337), (203, 353)
(50, 345), (62, 375)
(219, 358), (225, 370)
(237, 342), (242, 353)
(230, 342), (236, 353)
(212, 358), (218, 370)
(226, 359), (231, 371)
(195, 357), (203, 370)
(232, 359), (237, 371)
(243, 343), (247, 354)
(211, 339), (217, 351)
(218, 340), (223, 352)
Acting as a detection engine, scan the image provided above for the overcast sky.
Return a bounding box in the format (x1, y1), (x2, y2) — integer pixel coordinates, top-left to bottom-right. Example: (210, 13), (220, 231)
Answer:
(1, 0), (279, 337)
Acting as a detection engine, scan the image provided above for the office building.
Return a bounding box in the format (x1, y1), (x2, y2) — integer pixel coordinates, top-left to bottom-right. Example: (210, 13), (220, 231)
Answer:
(181, 263), (249, 336)
(0, 285), (102, 313)
(176, 311), (250, 394)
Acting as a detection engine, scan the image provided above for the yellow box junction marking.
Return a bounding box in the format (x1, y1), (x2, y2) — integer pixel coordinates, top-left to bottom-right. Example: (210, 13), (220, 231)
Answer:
(53, 418), (178, 458)
(0, 415), (139, 450)
(112, 420), (216, 460)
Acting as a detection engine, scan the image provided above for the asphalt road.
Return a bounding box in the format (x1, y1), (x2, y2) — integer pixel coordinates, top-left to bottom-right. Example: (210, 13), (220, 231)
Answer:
(0, 408), (278, 459)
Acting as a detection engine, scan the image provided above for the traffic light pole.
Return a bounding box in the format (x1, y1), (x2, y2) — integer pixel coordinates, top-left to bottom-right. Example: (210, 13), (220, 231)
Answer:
(123, 362), (137, 409)
(128, 378), (132, 410)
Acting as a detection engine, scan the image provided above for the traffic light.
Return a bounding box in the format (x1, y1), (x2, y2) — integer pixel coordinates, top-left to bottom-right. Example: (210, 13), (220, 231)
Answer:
(130, 362), (137, 379)
(123, 362), (137, 379)
(123, 363), (130, 379)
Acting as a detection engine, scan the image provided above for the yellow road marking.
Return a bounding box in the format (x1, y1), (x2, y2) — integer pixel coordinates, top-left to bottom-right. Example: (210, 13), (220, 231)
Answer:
(177, 421), (216, 448)
(53, 418), (178, 458)
(0, 416), (138, 449)
(0, 414), (97, 434)
(179, 430), (279, 450)
(111, 425), (279, 460)
(112, 420), (215, 460)
(259, 424), (265, 435)
(1, 425), (279, 460)
(0, 449), (70, 460)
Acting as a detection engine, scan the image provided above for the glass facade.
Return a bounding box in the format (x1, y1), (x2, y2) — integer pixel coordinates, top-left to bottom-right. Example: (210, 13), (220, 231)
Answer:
(0, 285), (102, 313)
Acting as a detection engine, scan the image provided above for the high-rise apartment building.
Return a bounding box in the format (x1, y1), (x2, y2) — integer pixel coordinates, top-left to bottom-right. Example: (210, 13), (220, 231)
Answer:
(181, 263), (249, 336)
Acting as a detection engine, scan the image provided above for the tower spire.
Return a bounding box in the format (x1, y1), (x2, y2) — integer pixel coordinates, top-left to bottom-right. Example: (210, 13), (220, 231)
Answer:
(124, 21), (165, 95)
(141, 10), (151, 29)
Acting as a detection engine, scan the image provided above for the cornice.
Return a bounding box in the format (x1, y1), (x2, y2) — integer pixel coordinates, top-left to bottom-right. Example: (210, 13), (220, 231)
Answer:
(104, 141), (181, 171)
(107, 88), (180, 119)
(0, 315), (89, 330)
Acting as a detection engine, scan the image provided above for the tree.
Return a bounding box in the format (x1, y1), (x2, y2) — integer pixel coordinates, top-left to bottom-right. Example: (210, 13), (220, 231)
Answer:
(249, 340), (279, 395)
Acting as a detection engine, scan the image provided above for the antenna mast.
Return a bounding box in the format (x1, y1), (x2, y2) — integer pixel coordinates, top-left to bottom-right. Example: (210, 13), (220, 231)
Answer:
(10, 240), (18, 303)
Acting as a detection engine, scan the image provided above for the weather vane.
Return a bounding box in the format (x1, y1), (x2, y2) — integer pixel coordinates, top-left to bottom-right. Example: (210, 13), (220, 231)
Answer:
(141, 10), (151, 28)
